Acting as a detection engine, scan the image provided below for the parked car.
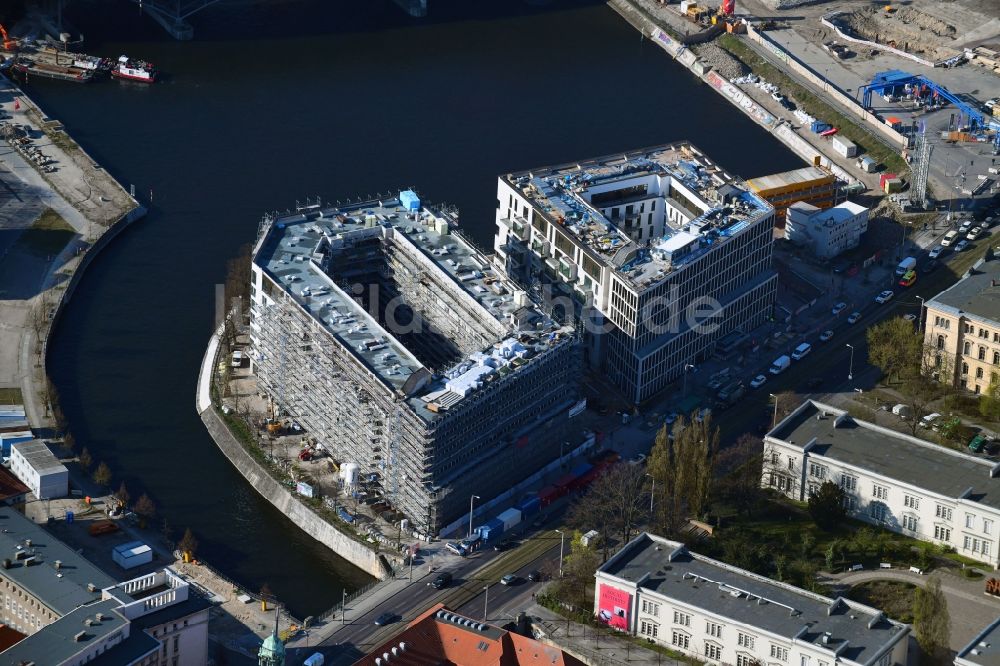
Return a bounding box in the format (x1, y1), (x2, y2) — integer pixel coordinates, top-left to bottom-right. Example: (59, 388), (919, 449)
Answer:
(956, 240), (970, 251)
(791, 342), (812, 360)
(875, 290), (894, 304)
(500, 574), (519, 586)
(819, 330), (834, 342)
(832, 302), (847, 315)
(750, 374), (768, 389)
(928, 245), (945, 259)
(960, 218), (975, 232)
(527, 570), (542, 582)
(903, 313), (917, 322)
(920, 412), (941, 429)
(848, 311), (862, 324)
(967, 227), (984, 241)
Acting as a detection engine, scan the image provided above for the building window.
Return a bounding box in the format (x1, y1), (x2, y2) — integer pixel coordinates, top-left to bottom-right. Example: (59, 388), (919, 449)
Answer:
(937, 335), (945, 350)
(936, 505), (953, 521)
(904, 495), (919, 510)
(843, 495), (857, 511)
(672, 631), (690, 649)
(840, 474), (857, 492)
(963, 363), (970, 376)
(673, 611), (691, 627)
(977, 367), (985, 379)
(642, 600), (660, 617)
(985, 519), (993, 535)
(787, 457), (796, 471)
(641, 620), (659, 638)
(706, 643), (722, 660)
(877, 654), (891, 666)
(706, 622), (723, 638)
(770, 645), (789, 661)
(738, 655), (755, 666)
(801, 655), (811, 666)
(967, 514), (976, 529)
(873, 484), (888, 500)
(870, 502), (887, 522)
(808, 463), (827, 479)
(902, 515), (918, 531)
(965, 341), (972, 355)
(738, 633), (755, 650)
(985, 542), (992, 557)
(934, 525), (951, 541)
(981, 347), (988, 361)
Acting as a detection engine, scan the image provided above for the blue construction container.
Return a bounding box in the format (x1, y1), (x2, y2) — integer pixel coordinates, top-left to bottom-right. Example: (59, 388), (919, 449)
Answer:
(517, 497), (541, 517)
(810, 121), (831, 133)
(399, 190), (421, 212)
(477, 518), (505, 542)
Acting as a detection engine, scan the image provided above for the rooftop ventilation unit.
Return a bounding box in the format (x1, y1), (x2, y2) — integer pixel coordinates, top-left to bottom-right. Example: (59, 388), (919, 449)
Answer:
(73, 631), (86, 642)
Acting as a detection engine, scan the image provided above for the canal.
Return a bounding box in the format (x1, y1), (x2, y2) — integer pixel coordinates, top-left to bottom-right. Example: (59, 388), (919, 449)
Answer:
(38, 0), (801, 617)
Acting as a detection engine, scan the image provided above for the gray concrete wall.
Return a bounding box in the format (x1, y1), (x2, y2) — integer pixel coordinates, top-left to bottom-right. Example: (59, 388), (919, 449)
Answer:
(199, 407), (387, 580)
(744, 23), (911, 150)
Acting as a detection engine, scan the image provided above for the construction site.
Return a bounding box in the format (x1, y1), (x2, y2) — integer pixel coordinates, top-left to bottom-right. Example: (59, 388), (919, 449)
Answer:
(248, 193), (582, 536)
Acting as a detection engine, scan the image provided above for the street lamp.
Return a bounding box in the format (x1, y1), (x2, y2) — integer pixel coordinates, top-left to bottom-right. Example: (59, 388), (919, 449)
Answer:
(769, 393), (779, 428)
(682, 363), (695, 397)
(846, 343), (855, 381)
(483, 584), (490, 623)
(468, 495), (480, 539)
(916, 295), (925, 333)
(646, 473), (655, 513)
(341, 588), (346, 626)
(555, 529), (565, 578)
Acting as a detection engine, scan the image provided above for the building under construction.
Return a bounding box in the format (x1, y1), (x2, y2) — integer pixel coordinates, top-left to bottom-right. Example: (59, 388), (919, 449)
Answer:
(249, 193), (581, 534)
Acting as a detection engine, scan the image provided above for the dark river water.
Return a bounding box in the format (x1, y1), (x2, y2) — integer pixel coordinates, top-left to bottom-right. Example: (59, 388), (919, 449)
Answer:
(34, 0), (801, 617)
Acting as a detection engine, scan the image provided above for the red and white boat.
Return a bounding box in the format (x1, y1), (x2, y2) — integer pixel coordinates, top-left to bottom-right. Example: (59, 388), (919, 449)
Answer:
(111, 55), (157, 83)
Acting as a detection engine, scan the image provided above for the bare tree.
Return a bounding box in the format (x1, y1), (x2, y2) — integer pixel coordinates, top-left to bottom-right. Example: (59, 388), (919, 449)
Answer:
(115, 482), (130, 508)
(772, 391), (802, 426)
(179, 528), (199, 560)
(224, 243), (253, 323)
(92, 462), (112, 490)
(78, 447), (93, 471)
(134, 493), (156, 527)
(568, 463), (648, 561)
(716, 433), (764, 516)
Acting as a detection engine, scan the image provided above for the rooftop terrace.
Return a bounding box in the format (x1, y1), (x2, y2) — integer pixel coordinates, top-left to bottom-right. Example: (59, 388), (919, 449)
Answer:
(502, 142), (771, 290)
(601, 534), (908, 665)
(768, 400), (1000, 510)
(253, 196), (574, 421)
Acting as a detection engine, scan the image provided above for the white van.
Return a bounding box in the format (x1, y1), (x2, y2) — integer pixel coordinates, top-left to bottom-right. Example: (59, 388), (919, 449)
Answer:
(791, 343), (812, 361)
(231, 350), (243, 368)
(941, 230), (959, 247)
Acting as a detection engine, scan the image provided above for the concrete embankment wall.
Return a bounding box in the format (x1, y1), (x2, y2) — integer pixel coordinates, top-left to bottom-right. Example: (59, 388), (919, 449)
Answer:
(195, 328), (385, 581)
(744, 23), (911, 149)
(44, 205), (147, 361)
(199, 406), (386, 580)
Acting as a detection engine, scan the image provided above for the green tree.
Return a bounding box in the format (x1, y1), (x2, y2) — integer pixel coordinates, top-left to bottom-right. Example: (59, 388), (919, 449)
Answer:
(800, 532), (816, 560)
(558, 531), (601, 608)
(867, 317), (923, 384)
(980, 381), (1000, 421)
(648, 411), (719, 533)
(913, 576), (950, 663)
(807, 481), (846, 530)
(92, 461), (112, 489)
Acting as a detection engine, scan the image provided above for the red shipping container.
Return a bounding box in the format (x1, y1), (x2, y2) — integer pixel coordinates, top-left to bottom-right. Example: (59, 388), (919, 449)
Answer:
(879, 173), (897, 189)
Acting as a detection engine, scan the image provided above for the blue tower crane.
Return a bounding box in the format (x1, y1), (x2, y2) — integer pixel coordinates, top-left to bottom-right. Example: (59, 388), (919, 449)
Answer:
(859, 70), (1000, 148)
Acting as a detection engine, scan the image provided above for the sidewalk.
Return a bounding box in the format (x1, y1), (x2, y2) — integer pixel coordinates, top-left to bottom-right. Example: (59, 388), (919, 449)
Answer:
(822, 567), (1000, 652)
(530, 603), (683, 666)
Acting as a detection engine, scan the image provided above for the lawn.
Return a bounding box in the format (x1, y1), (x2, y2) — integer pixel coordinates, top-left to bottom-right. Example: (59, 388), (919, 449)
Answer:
(18, 208), (76, 258)
(845, 581), (917, 623)
(0, 388), (23, 405)
(716, 34), (908, 174)
(705, 496), (949, 590)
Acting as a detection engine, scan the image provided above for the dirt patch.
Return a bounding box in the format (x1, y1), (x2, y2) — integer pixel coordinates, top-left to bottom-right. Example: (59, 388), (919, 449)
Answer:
(839, 6), (960, 61)
(845, 580), (917, 623)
